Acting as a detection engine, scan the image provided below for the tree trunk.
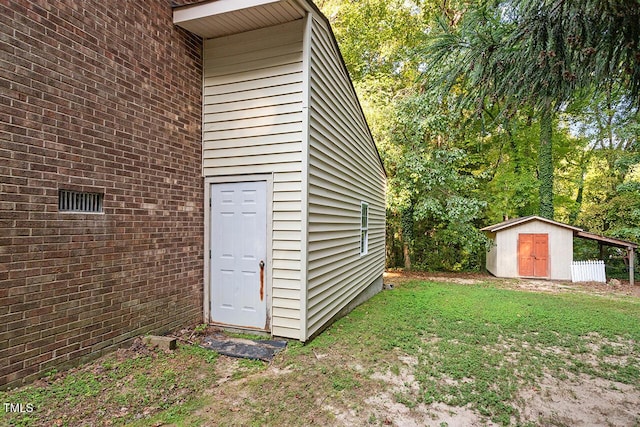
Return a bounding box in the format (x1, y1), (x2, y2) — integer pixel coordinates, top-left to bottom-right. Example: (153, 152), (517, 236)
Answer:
(401, 206), (414, 271)
(538, 107), (554, 219)
(403, 241), (412, 271)
(396, 223), (412, 270)
(569, 159), (586, 224)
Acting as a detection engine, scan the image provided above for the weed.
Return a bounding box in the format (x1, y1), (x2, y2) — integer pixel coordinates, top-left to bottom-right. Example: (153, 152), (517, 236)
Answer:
(238, 359), (265, 369)
(231, 359), (267, 380)
(390, 364), (401, 376)
(194, 323), (208, 334)
(331, 371), (360, 391)
(394, 392), (417, 408)
(179, 344), (219, 364)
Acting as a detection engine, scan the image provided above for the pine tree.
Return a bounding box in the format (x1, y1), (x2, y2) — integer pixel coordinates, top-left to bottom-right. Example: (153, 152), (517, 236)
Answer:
(424, 0), (640, 219)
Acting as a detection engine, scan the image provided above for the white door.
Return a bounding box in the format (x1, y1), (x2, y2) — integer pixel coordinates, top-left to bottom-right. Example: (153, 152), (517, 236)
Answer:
(210, 181), (267, 329)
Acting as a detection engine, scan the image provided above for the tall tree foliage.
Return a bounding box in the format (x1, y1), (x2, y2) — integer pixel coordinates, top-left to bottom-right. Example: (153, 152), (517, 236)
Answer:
(385, 92), (488, 270)
(571, 90), (640, 242)
(320, 0), (639, 272)
(317, 0), (430, 85)
(424, 0), (640, 219)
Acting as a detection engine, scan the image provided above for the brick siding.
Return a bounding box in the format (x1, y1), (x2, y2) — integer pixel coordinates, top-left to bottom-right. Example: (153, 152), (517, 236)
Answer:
(1, 0), (203, 388)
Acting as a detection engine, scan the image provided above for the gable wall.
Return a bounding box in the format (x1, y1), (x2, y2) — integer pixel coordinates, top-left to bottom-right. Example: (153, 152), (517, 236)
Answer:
(1, 0), (203, 388)
(202, 20), (305, 338)
(306, 16), (386, 339)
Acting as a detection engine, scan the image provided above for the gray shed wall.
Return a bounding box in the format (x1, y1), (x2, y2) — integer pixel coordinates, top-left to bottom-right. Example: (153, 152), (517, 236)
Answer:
(491, 220), (574, 280)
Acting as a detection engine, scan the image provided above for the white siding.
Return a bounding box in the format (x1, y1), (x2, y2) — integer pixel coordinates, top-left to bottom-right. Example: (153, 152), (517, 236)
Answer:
(305, 17), (386, 339)
(495, 221), (574, 280)
(203, 20), (305, 339)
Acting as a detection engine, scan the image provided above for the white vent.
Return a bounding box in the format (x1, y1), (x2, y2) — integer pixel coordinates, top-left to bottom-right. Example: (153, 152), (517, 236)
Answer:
(58, 190), (104, 213)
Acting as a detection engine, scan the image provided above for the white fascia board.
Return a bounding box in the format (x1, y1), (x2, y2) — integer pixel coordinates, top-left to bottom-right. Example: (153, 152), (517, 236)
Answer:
(174, 0), (282, 24)
(290, 0), (314, 13)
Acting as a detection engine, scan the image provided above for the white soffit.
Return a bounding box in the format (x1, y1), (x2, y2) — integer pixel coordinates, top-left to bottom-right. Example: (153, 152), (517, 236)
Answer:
(173, 0), (306, 39)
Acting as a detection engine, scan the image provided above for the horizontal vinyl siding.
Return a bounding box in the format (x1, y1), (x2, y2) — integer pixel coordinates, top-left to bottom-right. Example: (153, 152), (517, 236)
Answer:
(306, 17), (386, 338)
(202, 19), (304, 178)
(203, 20), (305, 339)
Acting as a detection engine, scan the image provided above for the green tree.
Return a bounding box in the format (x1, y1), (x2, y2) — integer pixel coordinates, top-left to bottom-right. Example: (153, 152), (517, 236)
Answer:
(385, 92), (488, 270)
(320, 0), (639, 271)
(568, 85), (640, 240)
(317, 0), (431, 84)
(424, 0), (640, 219)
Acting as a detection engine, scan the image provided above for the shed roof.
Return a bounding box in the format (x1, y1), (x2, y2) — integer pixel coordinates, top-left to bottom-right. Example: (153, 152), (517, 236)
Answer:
(173, 0), (305, 39)
(575, 231), (638, 249)
(482, 215), (638, 249)
(481, 215), (582, 233)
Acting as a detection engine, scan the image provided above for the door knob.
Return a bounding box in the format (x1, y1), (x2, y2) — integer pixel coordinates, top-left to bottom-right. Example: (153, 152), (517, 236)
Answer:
(259, 260), (265, 269)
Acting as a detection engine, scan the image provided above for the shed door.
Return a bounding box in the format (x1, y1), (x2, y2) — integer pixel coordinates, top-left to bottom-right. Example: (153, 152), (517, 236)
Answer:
(210, 181), (267, 329)
(518, 234), (548, 278)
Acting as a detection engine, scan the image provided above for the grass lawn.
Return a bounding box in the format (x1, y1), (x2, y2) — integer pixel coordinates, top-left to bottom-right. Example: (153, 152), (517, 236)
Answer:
(2, 277), (639, 426)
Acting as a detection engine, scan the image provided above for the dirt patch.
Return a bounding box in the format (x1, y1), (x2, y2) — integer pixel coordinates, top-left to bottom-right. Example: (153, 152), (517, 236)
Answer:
(359, 353), (640, 426)
(517, 372), (639, 426)
(384, 270), (640, 298)
(366, 361), (494, 427)
(4, 278), (638, 427)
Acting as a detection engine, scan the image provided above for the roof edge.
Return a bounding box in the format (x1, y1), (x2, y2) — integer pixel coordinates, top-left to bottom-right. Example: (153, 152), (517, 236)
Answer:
(481, 216), (583, 233)
(482, 216), (638, 248)
(295, 0), (387, 178)
(576, 231), (638, 249)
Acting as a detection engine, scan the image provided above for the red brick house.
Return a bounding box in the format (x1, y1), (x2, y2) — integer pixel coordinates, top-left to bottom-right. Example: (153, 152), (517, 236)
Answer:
(1, 0), (386, 388)
(1, 0), (205, 388)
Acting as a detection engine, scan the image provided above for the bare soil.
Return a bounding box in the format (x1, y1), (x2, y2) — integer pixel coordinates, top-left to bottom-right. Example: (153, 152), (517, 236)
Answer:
(385, 270), (640, 298)
(5, 273), (638, 426)
(186, 272), (640, 426)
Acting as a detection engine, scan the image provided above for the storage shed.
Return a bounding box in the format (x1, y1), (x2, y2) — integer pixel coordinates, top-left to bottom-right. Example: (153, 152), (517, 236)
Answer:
(483, 216), (582, 280)
(482, 216), (637, 284)
(173, 0), (387, 341)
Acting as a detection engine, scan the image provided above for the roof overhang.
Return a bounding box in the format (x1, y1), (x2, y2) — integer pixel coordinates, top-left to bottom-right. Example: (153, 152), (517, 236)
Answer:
(481, 215), (582, 233)
(482, 216), (638, 249)
(575, 231), (638, 249)
(173, 0), (307, 39)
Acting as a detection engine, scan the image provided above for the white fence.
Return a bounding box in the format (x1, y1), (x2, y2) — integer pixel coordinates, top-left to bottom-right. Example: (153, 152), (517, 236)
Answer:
(571, 260), (606, 283)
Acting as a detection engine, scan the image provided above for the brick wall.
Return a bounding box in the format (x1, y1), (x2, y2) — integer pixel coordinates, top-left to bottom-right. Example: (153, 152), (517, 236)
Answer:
(1, 0), (204, 388)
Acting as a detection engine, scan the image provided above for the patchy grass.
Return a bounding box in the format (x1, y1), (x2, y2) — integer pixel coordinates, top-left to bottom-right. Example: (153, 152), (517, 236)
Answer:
(2, 278), (639, 426)
(314, 280), (640, 425)
(187, 279), (640, 426)
(0, 340), (220, 426)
